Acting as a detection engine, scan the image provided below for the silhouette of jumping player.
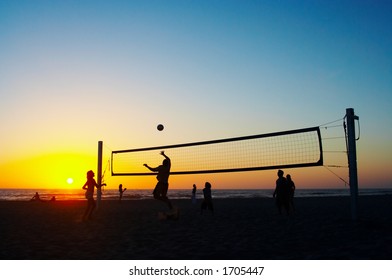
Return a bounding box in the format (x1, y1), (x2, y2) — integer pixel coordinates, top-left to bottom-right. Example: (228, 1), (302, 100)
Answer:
(119, 184), (127, 201)
(273, 170), (290, 215)
(201, 182), (214, 215)
(82, 170), (97, 221)
(286, 174), (296, 212)
(144, 151), (173, 210)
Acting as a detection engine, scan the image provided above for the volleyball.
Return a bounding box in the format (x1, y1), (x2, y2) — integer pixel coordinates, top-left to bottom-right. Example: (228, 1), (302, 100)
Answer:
(157, 124), (164, 131)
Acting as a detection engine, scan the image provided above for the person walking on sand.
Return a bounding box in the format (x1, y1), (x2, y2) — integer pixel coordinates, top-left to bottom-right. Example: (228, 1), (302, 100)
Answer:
(119, 184), (127, 201)
(82, 170), (97, 221)
(273, 170), (290, 215)
(201, 182), (214, 215)
(191, 184), (197, 204)
(286, 174), (296, 212)
(144, 151), (173, 210)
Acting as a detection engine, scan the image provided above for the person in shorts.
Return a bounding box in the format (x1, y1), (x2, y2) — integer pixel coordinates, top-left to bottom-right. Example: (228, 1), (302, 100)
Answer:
(82, 170), (97, 220)
(144, 151), (173, 210)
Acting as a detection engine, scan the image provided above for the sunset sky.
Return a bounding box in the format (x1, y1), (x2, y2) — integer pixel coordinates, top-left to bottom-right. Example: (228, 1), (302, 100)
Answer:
(0, 0), (391, 190)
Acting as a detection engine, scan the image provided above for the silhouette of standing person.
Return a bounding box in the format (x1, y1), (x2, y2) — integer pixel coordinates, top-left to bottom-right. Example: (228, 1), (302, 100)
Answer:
(82, 170), (97, 221)
(273, 170), (290, 215)
(119, 184), (127, 201)
(286, 174), (296, 212)
(144, 151), (173, 210)
(201, 182), (214, 215)
(191, 184), (197, 204)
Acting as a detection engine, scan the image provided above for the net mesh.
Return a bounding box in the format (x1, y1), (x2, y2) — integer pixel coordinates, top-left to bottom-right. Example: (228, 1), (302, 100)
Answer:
(111, 127), (323, 176)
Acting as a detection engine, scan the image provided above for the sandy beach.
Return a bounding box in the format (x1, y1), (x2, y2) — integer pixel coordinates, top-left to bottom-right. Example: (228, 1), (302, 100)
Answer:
(1, 195), (391, 260)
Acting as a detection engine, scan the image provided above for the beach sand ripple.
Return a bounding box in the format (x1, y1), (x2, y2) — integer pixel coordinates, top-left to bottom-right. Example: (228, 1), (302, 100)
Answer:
(1, 196), (391, 259)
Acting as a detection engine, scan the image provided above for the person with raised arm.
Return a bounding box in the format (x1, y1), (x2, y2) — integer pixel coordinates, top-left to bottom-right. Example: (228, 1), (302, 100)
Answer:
(144, 151), (173, 210)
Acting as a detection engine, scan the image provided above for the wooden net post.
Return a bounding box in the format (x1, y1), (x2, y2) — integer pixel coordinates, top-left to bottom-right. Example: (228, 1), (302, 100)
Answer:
(346, 108), (359, 220)
(97, 141), (103, 209)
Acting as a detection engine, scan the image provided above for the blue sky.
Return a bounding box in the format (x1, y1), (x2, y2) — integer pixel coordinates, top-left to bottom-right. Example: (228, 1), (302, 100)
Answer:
(0, 0), (391, 189)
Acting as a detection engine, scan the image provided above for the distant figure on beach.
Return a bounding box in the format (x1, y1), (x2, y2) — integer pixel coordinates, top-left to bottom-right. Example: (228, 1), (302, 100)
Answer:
(50, 196), (56, 202)
(191, 184), (197, 204)
(30, 192), (42, 202)
(144, 151), (173, 210)
(201, 182), (214, 215)
(286, 174), (296, 212)
(273, 170), (290, 215)
(82, 170), (97, 221)
(119, 184), (127, 201)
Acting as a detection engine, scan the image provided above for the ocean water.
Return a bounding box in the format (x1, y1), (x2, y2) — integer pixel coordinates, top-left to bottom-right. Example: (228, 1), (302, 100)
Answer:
(0, 188), (391, 201)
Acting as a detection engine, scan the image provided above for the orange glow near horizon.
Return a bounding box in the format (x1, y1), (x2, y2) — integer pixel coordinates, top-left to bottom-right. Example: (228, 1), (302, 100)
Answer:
(0, 143), (390, 190)
(0, 152), (96, 189)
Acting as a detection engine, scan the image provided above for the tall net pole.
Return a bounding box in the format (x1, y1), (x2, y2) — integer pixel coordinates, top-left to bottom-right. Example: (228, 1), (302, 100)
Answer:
(97, 141), (103, 209)
(346, 108), (359, 220)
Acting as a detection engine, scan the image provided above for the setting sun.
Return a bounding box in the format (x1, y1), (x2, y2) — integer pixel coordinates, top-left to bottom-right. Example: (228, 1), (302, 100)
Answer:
(67, 178), (74, 184)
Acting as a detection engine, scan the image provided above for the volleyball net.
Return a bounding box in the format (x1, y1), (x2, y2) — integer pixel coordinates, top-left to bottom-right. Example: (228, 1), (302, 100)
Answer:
(111, 126), (323, 176)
